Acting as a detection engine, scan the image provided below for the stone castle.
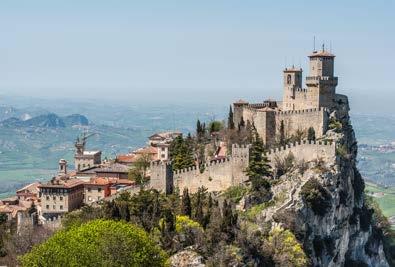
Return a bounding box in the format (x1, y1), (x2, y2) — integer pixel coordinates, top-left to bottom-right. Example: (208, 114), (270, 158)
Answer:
(151, 46), (345, 194)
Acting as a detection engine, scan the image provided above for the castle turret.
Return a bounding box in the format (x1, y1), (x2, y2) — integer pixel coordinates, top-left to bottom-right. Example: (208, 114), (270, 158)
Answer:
(58, 159), (67, 175)
(306, 45), (338, 109)
(282, 67), (303, 110)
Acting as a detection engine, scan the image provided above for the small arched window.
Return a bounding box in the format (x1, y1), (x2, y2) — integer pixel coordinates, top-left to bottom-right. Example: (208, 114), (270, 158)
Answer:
(287, 74), (292, 84)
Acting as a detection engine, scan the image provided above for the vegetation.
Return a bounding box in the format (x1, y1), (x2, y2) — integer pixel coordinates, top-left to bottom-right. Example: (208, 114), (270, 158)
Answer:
(274, 152), (295, 178)
(329, 117), (342, 132)
(128, 152), (151, 188)
(208, 120), (223, 133)
(307, 127), (316, 141)
(223, 185), (248, 203)
(20, 219), (168, 267)
(336, 144), (348, 158)
(169, 135), (195, 171)
(300, 179), (332, 216)
(227, 105), (235, 130)
(264, 226), (308, 267)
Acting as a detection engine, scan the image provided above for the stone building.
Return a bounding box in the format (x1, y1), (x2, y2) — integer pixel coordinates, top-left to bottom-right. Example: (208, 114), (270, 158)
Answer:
(233, 47), (340, 146)
(74, 134), (101, 171)
(39, 177), (84, 220)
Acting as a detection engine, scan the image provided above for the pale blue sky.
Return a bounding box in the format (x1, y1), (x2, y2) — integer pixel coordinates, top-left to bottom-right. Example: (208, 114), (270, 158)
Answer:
(0, 0), (394, 110)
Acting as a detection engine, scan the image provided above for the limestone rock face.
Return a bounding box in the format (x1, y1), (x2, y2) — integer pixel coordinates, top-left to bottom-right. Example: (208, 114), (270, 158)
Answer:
(270, 99), (390, 266)
(170, 248), (205, 267)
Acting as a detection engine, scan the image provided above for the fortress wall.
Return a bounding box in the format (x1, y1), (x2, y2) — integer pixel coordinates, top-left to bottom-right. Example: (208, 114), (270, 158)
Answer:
(173, 144), (250, 193)
(266, 140), (336, 165)
(275, 108), (328, 139)
(174, 159), (234, 194)
(149, 161), (173, 193)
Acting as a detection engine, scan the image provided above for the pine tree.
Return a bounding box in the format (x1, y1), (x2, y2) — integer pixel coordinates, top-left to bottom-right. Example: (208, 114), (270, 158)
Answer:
(193, 188), (204, 225)
(307, 127), (316, 142)
(245, 126), (272, 181)
(228, 105), (235, 129)
(181, 188), (192, 217)
(279, 120), (286, 146)
(196, 120), (202, 136)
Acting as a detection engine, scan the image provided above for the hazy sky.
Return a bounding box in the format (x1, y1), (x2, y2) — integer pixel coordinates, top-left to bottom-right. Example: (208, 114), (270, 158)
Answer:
(0, 0), (394, 110)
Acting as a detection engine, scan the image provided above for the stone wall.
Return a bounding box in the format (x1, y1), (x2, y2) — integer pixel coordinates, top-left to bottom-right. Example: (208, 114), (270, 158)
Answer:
(265, 140), (336, 165)
(149, 144), (250, 194)
(275, 107), (329, 140)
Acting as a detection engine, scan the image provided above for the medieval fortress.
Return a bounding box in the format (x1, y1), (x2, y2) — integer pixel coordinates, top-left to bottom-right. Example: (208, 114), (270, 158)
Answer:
(151, 46), (344, 193)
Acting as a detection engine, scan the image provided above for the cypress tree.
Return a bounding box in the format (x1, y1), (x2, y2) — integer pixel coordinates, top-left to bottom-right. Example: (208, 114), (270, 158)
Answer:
(279, 120), (286, 146)
(181, 188), (192, 217)
(245, 126), (272, 180)
(228, 105), (235, 129)
(307, 127), (316, 142)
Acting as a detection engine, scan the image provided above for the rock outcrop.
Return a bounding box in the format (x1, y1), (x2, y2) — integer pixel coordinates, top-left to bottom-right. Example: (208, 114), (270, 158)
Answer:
(266, 97), (389, 266)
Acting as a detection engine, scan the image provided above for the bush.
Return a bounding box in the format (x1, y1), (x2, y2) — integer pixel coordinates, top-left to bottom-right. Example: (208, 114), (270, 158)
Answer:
(263, 226), (308, 267)
(329, 117), (342, 132)
(336, 144), (348, 158)
(300, 179), (332, 216)
(274, 152), (295, 177)
(223, 185), (248, 203)
(20, 219), (168, 267)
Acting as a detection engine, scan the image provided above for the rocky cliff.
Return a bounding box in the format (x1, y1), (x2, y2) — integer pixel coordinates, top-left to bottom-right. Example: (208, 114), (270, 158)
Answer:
(261, 96), (390, 267)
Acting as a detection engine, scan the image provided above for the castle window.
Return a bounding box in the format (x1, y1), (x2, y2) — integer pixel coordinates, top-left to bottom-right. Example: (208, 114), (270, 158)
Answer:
(60, 205), (63, 210)
(287, 74), (292, 84)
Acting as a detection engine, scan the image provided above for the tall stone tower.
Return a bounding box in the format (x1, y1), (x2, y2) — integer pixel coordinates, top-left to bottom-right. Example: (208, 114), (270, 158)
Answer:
(306, 45), (338, 109)
(282, 66), (303, 110)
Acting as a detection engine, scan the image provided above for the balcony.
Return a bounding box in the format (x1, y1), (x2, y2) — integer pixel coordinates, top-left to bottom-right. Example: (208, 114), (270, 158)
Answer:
(306, 76), (338, 86)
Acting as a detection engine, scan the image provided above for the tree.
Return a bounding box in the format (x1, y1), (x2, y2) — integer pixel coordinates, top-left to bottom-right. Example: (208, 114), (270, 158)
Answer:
(307, 127), (316, 142)
(228, 105), (235, 130)
(245, 127), (272, 184)
(170, 136), (195, 171)
(263, 226), (308, 267)
(128, 152), (151, 189)
(279, 120), (286, 146)
(209, 121), (223, 133)
(20, 220), (168, 267)
(238, 116), (245, 131)
(181, 188), (192, 217)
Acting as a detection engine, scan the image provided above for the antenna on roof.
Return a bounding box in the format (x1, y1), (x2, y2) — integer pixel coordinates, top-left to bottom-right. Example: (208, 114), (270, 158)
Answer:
(322, 43), (325, 52)
(313, 36), (316, 52)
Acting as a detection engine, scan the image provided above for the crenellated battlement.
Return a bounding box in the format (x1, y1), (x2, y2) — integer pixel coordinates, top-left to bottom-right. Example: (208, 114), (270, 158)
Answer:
(276, 107), (328, 116)
(264, 139), (334, 155)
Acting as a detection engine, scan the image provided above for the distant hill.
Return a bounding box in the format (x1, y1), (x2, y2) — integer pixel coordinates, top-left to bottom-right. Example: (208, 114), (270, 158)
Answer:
(0, 113), (89, 128)
(63, 114), (89, 126)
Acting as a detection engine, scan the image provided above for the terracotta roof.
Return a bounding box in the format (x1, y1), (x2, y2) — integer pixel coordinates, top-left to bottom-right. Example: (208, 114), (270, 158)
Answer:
(116, 154), (137, 164)
(134, 146), (158, 155)
(39, 178), (84, 189)
(16, 182), (41, 194)
(309, 50), (335, 58)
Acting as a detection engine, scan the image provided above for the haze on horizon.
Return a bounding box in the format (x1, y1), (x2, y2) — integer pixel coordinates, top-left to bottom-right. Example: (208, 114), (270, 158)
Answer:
(0, 0), (394, 113)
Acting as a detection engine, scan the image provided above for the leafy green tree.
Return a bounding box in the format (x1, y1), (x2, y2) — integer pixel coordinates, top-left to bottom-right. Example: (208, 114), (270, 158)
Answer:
(264, 225), (308, 267)
(228, 105), (235, 130)
(307, 127), (316, 142)
(181, 188), (192, 217)
(20, 219), (168, 267)
(208, 121), (223, 133)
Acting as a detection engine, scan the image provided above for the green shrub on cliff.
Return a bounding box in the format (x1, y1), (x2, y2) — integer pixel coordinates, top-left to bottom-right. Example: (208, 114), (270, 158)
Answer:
(20, 219), (168, 267)
(300, 179), (332, 216)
